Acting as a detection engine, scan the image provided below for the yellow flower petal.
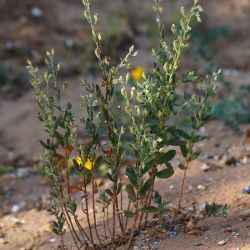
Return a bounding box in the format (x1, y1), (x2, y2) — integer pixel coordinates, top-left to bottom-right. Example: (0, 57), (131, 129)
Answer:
(76, 156), (83, 165)
(84, 159), (93, 170)
(131, 66), (145, 82)
(76, 157), (93, 171)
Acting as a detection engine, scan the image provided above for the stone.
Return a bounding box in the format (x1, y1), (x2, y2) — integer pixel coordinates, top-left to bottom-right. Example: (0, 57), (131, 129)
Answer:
(218, 240), (227, 246)
(31, 7), (43, 17)
(240, 209), (250, 220)
(200, 163), (211, 171)
(17, 168), (29, 178)
(197, 184), (206, 191)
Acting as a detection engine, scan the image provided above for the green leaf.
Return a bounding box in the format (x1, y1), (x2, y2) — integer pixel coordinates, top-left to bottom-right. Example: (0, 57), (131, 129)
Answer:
(178, 163), (186, 170)
(105, 189), (113, 197)
(39, 140), (51, 150)
(140, 177), (154, 198)
(107, 173), (114, 182)
(140, 206), (158, 213)
(176, 129), (190, 140)
(158, 150), (176, 164)
(153, 191), (162, 204)
(126, 184), (137, 202)
(180, 144), (188, 158)
(94, 156), (104, 169)
(156, 164), (174, 179)
(182, 71), (199, 83)
(0, 165), (14, 176)
(143, 159), (154, 174)
(124, 210), (135, 218)
(168, 140), (186, 146)
(191, 150), (201, 160)
(125, 167), (138, 188)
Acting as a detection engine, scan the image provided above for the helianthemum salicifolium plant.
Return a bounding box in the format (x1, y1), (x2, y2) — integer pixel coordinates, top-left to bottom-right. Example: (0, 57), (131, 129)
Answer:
(27, 0), (220, 249)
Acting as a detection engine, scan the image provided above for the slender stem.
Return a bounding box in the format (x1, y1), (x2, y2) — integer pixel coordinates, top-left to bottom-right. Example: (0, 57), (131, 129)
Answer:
(107, 206), (112, 236)
(144, 179), (155, 225)
(103, 208), (107, 240)
(92, 178), (103, 246)
(115, 195), (125, 236)
(65, 149), (70, 194)
(126, 202), (139, 250)
(59, 190), (83, 248)
(112, 197), (116, 249)
(60, 235), (65, 250)
(120, 177), (124, 232)
(57, 181), (81, 249)
(83, 178), (94, 246)
(74, 215), (90, 243)
(138, 191), (150, 228)
(124, 201), (131, 232)
(178, 161), (190, 210)
(60, 202), (80, 249)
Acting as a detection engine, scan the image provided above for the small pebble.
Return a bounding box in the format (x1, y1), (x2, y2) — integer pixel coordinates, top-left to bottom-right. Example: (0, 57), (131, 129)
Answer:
(10, 201), (26, 213)
(218, 240), (227, 246)
(241, 156), (249, 164)
(49, 238), (56, 243)
(65, 38), (74, 48)
(200, 163), (211, 171)
(17, 168), (29, 178)
(31, 7), (43, 17)
(197, 184), (206, 191)
(242, 186), (250, 194)
(0, 238), (6, 244)
(200, 127), (206, 134)
(4, 40), (15, 51)
(194, 242), (203, 247)
(214, 155), (219, 160)
(232, 232), (240, 237)
(168, 231), (177, 238)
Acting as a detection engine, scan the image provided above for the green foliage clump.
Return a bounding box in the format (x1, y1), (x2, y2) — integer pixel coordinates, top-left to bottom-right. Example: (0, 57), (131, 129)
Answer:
(204, 202), (230, 217)
(212, 84), (250, 130)
(27, 0), (219, 248)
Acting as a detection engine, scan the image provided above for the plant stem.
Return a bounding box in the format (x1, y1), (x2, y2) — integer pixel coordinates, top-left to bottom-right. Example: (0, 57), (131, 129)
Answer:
(65, 149), (70, 194)
(115, 195), (125, 236)
(178, 161), (190, 210)
(74, 215), (90, 244)
(144, 179), (155, 225)
(106, 206), (112, 236)
(102, 208), (107, 240)
(82, 177), (94, 246)
(138, 190), (151, 228)
(91, 178), (103, 246)
(60, 234), (65, 250)
(60, 203), (80, 249)
(124, 201), (131, 232)
(126, 203), (139, 250)
(58, 181), (82, 249)
(112, 197), (116, 249)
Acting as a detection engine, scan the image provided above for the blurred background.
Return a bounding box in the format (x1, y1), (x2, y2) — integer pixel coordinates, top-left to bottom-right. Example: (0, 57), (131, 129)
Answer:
(0, 0), (250, 249)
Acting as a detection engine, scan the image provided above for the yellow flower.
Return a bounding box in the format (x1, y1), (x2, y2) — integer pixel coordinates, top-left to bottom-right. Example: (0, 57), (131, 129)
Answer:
(84, 159), (93, 170)
(131, 66), (145, 82)
(76, 157), (93, 171)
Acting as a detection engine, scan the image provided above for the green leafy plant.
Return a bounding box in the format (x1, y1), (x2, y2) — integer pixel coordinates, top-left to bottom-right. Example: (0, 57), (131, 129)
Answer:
(28, 0), (219, 249)
(204, 202), (230, 217)
(152, 191), (169, 226)
(212, 84), (250, 131)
